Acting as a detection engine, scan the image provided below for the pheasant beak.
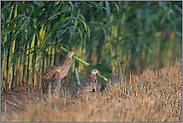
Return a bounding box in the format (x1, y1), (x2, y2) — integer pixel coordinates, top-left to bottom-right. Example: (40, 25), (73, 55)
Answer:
(70, 52), (76, 57)
(96, 70), (100, 74)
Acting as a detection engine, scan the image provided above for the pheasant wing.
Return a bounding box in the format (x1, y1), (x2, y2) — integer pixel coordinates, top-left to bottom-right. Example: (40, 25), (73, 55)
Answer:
(42, 66), (57, 80)
(73, 80), (95, 96)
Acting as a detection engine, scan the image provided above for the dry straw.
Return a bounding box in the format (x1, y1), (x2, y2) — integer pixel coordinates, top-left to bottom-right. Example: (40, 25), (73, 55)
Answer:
(1, 59), (182, 122)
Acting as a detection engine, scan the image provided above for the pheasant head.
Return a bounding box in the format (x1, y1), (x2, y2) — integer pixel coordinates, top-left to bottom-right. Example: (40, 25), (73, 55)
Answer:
(67, 51), (76, 58)
(91, 69), (100, 74)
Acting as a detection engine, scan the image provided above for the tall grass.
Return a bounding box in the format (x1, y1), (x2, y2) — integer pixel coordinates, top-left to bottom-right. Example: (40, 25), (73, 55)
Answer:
(1, 1), (182, 92)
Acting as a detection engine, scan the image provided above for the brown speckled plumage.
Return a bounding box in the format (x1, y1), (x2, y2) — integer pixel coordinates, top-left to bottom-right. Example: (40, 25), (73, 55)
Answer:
(73, 69), (100, 97)
(42, 51), (75, 95)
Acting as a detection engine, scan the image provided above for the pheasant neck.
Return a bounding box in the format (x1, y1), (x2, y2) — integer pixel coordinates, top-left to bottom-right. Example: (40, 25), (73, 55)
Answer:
(88, 74), (97, 83)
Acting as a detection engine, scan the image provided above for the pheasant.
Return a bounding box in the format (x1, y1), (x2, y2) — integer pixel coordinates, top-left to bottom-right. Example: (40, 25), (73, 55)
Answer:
(41, 51), (76, 95)
(73, 69), (100, 97)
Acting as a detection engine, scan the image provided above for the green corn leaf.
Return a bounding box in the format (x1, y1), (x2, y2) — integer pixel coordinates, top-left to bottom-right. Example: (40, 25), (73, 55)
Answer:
(174, 4), (182, 12)
(112, 1), (119, 11)
(76, 12), (85, 20)
(87, 26), (90, 40)
(1, 27), (24, 35)
(175, 31), (182, 37)
(77, 18), (87, 31)
(68, 1), (74, 10)
(105, 1), (111, 17)
(48, 8), (71, 20)
(88, 1), (106, 9)
(75, 67), (83, 86)
(78, 28), (83, 40)
(91, 63), (112, 73)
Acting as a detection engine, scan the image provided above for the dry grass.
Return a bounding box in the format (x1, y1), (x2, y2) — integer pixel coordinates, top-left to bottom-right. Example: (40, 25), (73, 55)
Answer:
(1, 60), (182, 122)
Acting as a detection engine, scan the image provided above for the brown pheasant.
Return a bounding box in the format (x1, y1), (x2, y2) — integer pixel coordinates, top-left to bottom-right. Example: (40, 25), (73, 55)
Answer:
(73, 69), (100, 97)
(41, 51), (76, 95)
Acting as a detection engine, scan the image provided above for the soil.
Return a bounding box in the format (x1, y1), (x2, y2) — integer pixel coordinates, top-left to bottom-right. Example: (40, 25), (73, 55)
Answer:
(1, 81), (103, 115)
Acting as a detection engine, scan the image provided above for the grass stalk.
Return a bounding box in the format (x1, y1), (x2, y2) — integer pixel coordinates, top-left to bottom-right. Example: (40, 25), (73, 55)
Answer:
(51, 45), (55, 67)
(2, 36), (8, 91)
(23, 44), (29, 90)
(11, 3), (17, 90)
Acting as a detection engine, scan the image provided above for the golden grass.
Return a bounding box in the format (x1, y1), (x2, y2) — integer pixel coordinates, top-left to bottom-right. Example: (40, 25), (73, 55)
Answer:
(1, 59), (182, 122)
